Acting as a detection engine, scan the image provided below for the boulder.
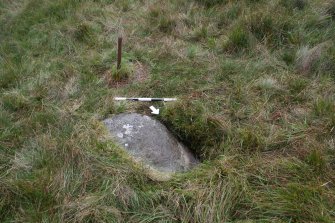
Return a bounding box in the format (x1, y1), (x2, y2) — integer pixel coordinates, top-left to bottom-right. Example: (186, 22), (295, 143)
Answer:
(103, 113), (198, 179)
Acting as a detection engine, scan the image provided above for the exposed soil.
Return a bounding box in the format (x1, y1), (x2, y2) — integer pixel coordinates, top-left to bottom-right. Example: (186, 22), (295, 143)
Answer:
(104, 61), (149, 88)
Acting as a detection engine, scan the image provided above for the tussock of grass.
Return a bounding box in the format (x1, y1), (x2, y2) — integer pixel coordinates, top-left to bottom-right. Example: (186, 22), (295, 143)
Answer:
(246, 10), (293, 46)
(326, 1), (335, 19)
(223, 26), (250, 52)
(1, 0), (335, 222)
(147, 4), (177, 34)
(313, 98), (335, 128)
(280, 0), (308, 10)
(165, 159), (247, 222)
(194, 0), (227, 8)
(161, 100), (225, 159)
(110, 62), (134, 82)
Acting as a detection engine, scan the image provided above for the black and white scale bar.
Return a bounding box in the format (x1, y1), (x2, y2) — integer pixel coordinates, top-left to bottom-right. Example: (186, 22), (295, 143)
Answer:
(114, 97), (177, 102)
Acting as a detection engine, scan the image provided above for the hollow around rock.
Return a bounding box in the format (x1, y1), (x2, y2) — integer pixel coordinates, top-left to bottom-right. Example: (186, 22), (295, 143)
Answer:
(103, 113), (199, 179)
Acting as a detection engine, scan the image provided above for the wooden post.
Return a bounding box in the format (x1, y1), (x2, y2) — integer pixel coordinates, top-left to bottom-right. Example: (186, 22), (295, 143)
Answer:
(117, 37), (122, 70)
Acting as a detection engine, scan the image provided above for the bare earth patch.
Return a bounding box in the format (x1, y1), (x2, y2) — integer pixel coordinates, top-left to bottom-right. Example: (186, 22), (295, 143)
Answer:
(104, 61), (149, 88)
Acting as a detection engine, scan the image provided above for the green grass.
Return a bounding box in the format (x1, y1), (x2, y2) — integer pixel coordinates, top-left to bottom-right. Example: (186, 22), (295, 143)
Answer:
(1, 0), (335, 222)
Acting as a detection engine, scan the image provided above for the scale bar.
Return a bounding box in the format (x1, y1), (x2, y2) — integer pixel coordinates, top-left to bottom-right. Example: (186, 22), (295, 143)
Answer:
(114, 97), (177, 102)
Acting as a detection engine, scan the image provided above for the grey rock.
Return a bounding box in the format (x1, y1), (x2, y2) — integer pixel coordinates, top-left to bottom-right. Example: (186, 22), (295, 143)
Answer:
(103, 113), (198, 174)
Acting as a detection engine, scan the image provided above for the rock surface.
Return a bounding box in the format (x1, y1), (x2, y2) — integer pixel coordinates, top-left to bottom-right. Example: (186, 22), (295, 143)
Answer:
(103, 113), (198, 174)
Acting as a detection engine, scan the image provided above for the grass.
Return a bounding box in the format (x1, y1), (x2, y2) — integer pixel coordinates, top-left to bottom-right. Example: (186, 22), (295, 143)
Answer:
(110, 62), (134, 82)
(1, 0), (335, 222)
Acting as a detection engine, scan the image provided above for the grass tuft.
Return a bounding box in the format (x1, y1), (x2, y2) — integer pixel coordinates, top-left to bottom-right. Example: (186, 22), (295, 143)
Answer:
(248, 13), (274, 41)
(161, 101), (224, 160)
(148, 5), (176, 34)
(306, 149), (326, 171)
(238, 127), (264, 152)
(280, 0), (308, 10)
(223, 26), (250, 52)
(282, 48), (296, 65)
(326, 0), (335, 19)
(2, 91), (31, 112)
(110, 62), (134, 82)
(194, 0), (227, 8)
(314, 98), (335, 118)
(74, 23), (93, 42)
(246, 10), (293, 46)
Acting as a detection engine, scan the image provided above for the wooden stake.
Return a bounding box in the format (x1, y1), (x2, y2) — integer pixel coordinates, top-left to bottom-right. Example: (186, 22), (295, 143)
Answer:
(117, 37), (122, 70)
